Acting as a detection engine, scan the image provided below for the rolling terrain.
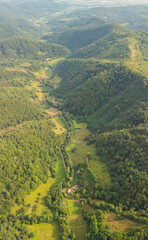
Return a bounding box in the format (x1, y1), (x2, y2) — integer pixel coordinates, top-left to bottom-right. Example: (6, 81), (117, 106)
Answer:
(0, 1), (148, 240)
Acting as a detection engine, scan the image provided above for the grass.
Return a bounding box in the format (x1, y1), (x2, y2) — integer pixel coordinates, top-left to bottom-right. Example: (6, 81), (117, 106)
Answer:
(25, 177), (55, 215)
(50, 155), (65, 192)
(66, 122), (111, 188)
(36, 91), (48, 101)
(11, 175), (55, 215)
(56, 116), (68, 130)
(66, 199), (86, 240)
(71, 220), (84, 226)
(50, 117), (66, 135)
(72, 225), (87, 240)
(124, 37), (148, 78)
(103, 212), (147, 233)
(72, 119), (83, 129)
(45, 107), (60, 116)
(25, 81), (39, 91)
(47, 58), (65, 67)
(33, 67), (48, 80)
(67, 200), (81, 216)
(28, 222), (60, 240)
(85, 205), (95, 214)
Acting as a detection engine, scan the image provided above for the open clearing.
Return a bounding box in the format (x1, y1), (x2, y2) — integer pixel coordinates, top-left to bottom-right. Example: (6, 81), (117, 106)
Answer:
(50, 117), (66, 135)
(67, 200), (81, 216)
(28, 222), (60, 240)
(66, 122), (111, 188)
(25, 177), (54, 215)
(45, 107), (60, 116)
(103, 212), (147, 233)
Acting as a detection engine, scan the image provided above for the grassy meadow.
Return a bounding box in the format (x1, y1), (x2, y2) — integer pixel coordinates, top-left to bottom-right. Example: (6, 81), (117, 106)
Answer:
(103, 212), (147, 233)
(66, 122), (111, 188)
(28, 222), (60, 240)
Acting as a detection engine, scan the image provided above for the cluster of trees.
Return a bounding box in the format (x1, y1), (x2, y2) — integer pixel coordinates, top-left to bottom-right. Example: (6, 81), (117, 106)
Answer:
(95, 124), (148, 210)
(0, 216), (33, 240)
(45, 183), (75, 240)
(0, 120), (61, 215)
(0, 37), (70, 60)
(0, 88), (43, 129)
(85, 211), (148, 240)
(0, 22), (23, 40)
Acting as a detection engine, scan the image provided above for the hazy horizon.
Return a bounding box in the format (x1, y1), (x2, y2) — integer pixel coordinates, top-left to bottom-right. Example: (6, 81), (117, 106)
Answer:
(0, 0), (148, 6)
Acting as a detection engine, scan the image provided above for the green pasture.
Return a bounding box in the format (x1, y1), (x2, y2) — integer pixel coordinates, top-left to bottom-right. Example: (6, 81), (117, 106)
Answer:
(28, 222), (60, 240)
(66, 199), (86, 240)
(66, 122), (111, 188)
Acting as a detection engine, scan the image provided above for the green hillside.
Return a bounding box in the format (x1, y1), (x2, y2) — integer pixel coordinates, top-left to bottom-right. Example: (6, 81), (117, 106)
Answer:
(96, 123), (148, 209)
(0, 37), (70, 59)
(69, 25), (131, 59)
(0, 22), (23, 40)
(0, 88), (43, 130)
(44, 23), (112, 51)
(0, 1), (148, 240)
(68, 24), (148, 60)
(88, 5), (148, 32)
(0, 120), (61, 239)
(55, 58), (148, 130)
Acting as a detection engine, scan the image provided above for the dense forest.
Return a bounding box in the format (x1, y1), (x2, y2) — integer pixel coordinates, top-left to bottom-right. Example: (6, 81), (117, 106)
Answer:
(55, 59), (148, 131)
(0, 37), (70, 59)
(0, 0), (148, 240)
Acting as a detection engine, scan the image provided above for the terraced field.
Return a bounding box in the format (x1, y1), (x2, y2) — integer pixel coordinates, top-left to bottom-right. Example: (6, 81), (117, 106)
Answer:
(66, 199), (86, 240)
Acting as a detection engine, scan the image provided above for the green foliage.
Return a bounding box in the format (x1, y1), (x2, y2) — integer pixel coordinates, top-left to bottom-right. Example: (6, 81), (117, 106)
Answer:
(96, 124), (148, 209)
(69, 24), (131, 59)
(0, 120), (60, 215)
(0, 2), (148, 239)
(0, 216), (33, 240)
(0, 37), (70, 59)
(86, 213), (148, 240)
(56, 59), (148, 131)
(0, 88), (43, 129)
(0, 22), (23, 40)
(46, 23), (114, 51)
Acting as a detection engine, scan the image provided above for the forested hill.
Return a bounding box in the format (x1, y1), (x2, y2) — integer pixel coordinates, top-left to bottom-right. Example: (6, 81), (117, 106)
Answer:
(87, 5), (148, 32)
(0, 22), (23, 40)
(44, 23), (113, 52)
(55, 59), (148, 132)
(0, 120), (61, 214)
(69, 24), (131, 59)
(0, 1), (148, 239)
(0, 37), (70, 59)
(69, 25), (148, 60)
(95, 123), (148, 209)
(45, 22), (148, 61)
(0, 88), (44, 130)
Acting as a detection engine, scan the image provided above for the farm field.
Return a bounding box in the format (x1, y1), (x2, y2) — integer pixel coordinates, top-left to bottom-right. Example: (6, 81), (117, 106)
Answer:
(66, 199), (86, 240)
(66, 122), (111, 188)
(28, 222), (60, 240)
